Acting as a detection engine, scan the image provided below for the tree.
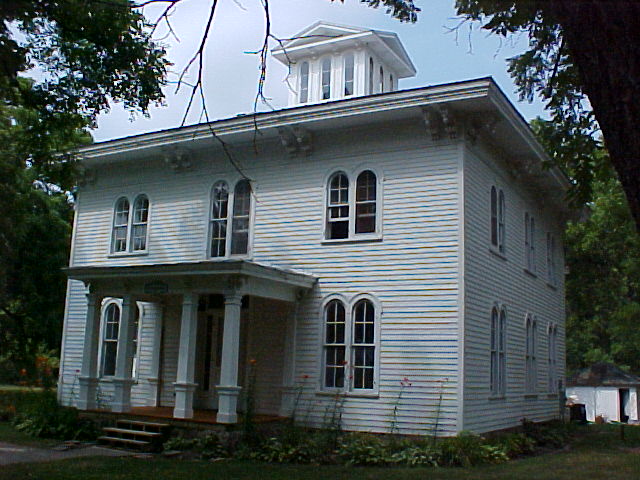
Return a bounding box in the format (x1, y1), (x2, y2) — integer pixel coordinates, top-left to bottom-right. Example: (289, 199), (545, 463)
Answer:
(0, 1), (169, 376)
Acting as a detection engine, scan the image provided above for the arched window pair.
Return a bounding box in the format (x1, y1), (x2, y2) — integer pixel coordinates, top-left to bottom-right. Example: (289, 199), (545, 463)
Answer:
(525, 314), (538, 393)
(209, 179), (252, 257)
(111, 195), (149, 253)
(326, 170), (378, 240)
(323, 297), (377, 391)
(490, 305), (507, 396)
(100, 301), (142, 378)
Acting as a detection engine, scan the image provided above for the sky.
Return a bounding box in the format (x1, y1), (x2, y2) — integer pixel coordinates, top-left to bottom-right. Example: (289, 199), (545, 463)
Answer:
(93, 0), (546, 142)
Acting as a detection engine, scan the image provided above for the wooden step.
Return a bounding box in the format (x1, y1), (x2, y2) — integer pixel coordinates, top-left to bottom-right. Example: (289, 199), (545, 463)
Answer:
(116, 419), (170, 432)
(98, 436), (150, 448)
(103, 427), (162, 438)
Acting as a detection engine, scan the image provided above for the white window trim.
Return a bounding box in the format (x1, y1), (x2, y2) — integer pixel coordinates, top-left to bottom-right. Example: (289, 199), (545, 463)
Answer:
(299, 61), (310, 104)
(204, 178), (255, 260)
(546, 232), (558, 287)
(109, 194), (151, 257)
(97, 298), (144, 381)
(490, 303), (507, 398)
(525, 314), (538, 395)
(548, 322), (558, 394)
(317, 293), (381, 396)
(524, 212), (536, 275)
(320, 55), (332, 101)
(489, 186), (507, 258)
(321, 166), (383, 243)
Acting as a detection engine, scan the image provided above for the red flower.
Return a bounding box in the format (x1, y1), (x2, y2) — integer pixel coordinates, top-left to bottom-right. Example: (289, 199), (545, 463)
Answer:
(19, 368), (27, 377)
(302, 374), (310, 379)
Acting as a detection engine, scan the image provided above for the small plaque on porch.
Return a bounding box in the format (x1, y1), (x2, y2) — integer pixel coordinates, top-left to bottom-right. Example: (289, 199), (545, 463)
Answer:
(144, 281), (169, 295)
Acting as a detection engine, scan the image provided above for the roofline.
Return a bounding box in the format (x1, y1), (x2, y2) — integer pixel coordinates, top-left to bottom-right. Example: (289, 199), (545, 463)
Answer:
(78, 77), (494, 158)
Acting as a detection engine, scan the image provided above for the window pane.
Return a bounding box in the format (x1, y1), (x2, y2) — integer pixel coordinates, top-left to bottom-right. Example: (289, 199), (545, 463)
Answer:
(368, 58), (374, 94)
(300, 62), (309, 103)
(355, 171), (376, 234)
(490, 187), (497, 246)
(132, 224), (147, 251)
(102, 342), (117, 377)
(321, 58), (331, 100)
(113, 198), (129, 252)
(133, 196), (149, 223)
(344, 54), (354, 96)
(231, 180), (251, 255)
(113, 226), (127, 252)
(210, 220), (227, 257)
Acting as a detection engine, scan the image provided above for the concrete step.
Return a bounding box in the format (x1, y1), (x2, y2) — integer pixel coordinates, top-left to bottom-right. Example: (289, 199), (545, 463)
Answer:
(98, 435), (150, 448)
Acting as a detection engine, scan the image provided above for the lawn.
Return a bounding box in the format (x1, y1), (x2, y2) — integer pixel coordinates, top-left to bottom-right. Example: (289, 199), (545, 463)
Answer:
(0, 424), (638, 480)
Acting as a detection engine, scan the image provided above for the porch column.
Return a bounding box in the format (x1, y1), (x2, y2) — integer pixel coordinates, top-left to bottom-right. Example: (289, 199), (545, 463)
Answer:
(77, 291), (102, 410)
(173, 293), (198, 419)
(112, 294), (137, 413)
(279, 304), (298, 417)
(146, 302), (164, 407)
(216, 292), (243, 424)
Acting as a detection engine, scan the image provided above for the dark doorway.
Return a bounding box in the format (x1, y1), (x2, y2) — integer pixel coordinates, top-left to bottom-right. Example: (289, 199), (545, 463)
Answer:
(619, 388), (630, 423)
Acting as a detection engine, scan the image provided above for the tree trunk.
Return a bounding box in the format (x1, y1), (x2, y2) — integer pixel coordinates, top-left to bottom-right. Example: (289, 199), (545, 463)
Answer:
(548, 0), (640, 230)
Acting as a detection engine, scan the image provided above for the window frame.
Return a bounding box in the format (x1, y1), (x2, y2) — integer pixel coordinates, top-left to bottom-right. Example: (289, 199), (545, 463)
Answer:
(98, 299), (144, 380)
(206, 178), (254, 259)
(299, 61), (310, 104)
(525, 314), (538, 394)
(546, 232), (557, 287)
(109, 194), (151, 256)
(320, 56), (332, 100)
(490, 186), (506, 255)
(490, 304), (507, 397)
(343, 54), (354, 97)
(524, 212), (535, 273)
(319, 294), (381, 396)
(548, 323), (558, 394)
(322, 167), (383, 243)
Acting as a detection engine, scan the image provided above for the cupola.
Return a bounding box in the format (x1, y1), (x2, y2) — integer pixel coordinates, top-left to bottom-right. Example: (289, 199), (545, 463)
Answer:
(272, 22), (416, 107)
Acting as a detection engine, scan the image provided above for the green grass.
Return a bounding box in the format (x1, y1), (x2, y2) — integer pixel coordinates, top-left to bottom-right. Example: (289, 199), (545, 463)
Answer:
(0, 384), (46, 393)
(0, 425), (638, 480)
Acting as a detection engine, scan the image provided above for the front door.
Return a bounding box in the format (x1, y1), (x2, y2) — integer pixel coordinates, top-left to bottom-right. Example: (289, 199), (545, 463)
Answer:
(194, 310), (224, 410)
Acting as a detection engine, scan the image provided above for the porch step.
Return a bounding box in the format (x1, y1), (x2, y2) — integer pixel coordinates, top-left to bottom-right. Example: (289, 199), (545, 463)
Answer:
(98, 419), (171, 451)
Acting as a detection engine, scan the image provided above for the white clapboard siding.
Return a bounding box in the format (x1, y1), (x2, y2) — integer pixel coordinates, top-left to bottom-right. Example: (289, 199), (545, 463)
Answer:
(61, 119), (461, 435)
(462, 143), (566, 433)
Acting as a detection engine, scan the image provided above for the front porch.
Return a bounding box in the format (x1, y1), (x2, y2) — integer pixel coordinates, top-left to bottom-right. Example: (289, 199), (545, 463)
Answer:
(66, 260), (316, 424)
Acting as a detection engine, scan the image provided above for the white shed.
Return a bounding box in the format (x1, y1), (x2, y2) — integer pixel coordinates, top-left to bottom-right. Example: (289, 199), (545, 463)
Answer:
(566, 363), (640, 423)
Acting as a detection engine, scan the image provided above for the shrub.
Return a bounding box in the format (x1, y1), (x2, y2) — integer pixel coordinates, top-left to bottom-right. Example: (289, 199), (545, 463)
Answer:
(437, 431), (508, 467)
(163, 433), (227, 459)
(521, 419), (570, 448)
(10, 390), (97, 440)
(390, 445), (439, 467)
(337, 434), (392, 466)
(493, 432), (537, 458)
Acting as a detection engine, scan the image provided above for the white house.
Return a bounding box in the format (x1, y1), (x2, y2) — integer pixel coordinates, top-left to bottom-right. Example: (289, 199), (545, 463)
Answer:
(58, 22), (570, 436)
(566, 363), (640, 423)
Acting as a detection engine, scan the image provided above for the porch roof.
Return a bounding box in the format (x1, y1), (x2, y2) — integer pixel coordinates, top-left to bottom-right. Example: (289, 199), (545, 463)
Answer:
(65, 260), (317, 302)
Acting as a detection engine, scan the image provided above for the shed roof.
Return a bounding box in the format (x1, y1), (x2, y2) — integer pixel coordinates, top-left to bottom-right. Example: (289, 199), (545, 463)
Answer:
(567, 363), (640, 387)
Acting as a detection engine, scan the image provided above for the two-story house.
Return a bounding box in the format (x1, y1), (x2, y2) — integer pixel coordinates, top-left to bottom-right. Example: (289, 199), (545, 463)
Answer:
(58, 22), (570, 435)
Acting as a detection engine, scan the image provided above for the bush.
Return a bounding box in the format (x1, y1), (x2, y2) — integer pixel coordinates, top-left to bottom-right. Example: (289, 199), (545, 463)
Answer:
(242, 436), (320, 464)
(437, 431), (508, 467)
(163, 433), (227, 459)
(337, 434), (392, 466)
(10, 390), (97, 440)
(493, 432), (537, 458)
(390, 445), (439, 467)
(521, 419), (570, 449)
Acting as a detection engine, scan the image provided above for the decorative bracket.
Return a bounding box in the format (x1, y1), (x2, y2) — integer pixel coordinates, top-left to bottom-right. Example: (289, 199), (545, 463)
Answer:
(163, 146), (192, 172)
(422, 105), (458, 141)
(278, 126), (313, 157)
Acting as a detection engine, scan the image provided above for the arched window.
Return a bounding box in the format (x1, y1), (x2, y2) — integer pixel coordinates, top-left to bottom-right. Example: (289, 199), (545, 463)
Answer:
(210, 181), (229, 257)
(490, 306), (506, 396)
(344, 54), (354, 97)
(231, 179), (251, 255)
(132, 195), (149, 251)
(327, 172), (349, 239)
(299, 61), (309, 104)
(324, 300), (346, 388)
(526, 315), (538, 392)
(368, 57), (374, 94)
(355, 170), (377, 234)
(112, 197), (130, 253)
(101, 303), (120, 377)
(352, 299), (375, 389)
(548, 323), (558, 393)
(379, 66), (384, 92)
(321, 57), (331, 100)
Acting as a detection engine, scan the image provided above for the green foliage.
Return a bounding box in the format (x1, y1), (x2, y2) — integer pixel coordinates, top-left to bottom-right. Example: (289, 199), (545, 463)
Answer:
(9, 390), (97, 440)
(163, 433), (228, 459)
(437, 431), (508, 467)
(563, 174), (640, 373)
(521, 420), (570, 449)
(242, 436), (321, 464)
(337, 434), (393, 466)
(491, 433), (536, 458)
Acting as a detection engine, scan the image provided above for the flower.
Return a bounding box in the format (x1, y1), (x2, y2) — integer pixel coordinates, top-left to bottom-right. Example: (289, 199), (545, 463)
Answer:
(249, 358), (257, 365)
(302, 374), (310, 379)
(19, 368), (27, 377)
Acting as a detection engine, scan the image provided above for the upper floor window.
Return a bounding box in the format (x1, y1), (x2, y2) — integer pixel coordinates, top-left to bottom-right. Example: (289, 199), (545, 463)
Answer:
(299, 61), (310, 104)
(389, 74), (393, 90)
(321, 57), (332, 100)
(325, 169), (380, 240)
(344, 54), (354, 97)
(368, 57), (374, 94)
(322, 296), (378, 392)
(524, 213), (535, 272)
(525, 314), (538, 393)
(546, 232), (557, 286)
(111, 195), (150, 254)
(490, 186), (505, 253)
(548, 323), (558, 393)
(209, 179), (252, 257)
(379, 66), (384, 93)
(490, 305), (507, 396)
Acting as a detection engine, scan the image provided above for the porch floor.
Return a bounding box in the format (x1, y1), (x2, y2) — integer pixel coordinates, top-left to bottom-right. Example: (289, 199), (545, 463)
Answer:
(83, 407), (284, 426)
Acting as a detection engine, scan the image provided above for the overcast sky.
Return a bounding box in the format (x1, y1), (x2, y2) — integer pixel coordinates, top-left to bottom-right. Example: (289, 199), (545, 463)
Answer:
(93, 0), (546, 142)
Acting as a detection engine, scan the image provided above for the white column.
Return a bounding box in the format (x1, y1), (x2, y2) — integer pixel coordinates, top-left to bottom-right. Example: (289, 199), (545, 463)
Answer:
(112, 294), (136, 413)
(216, 292), (243, 424)
(77, 292), (102, 410)
(146, 302), (164, 407)
(173, 293), (198, 419)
